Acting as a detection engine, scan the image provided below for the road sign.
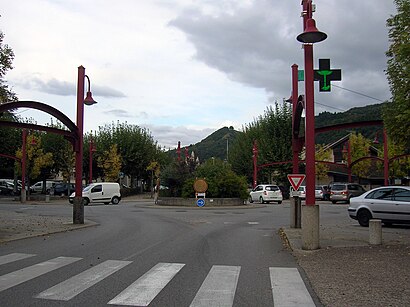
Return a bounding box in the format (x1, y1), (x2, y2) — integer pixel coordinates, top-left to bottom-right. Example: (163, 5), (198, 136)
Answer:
(287, 174), (306, 191)
(196, 198), (205, 207)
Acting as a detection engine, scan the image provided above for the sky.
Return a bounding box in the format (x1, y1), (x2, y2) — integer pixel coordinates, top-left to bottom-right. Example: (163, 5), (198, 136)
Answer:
(1, 0), (396, 149)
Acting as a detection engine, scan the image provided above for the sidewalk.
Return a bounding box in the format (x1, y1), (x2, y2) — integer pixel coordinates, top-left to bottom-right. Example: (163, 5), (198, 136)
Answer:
(280, 208), (410, 307)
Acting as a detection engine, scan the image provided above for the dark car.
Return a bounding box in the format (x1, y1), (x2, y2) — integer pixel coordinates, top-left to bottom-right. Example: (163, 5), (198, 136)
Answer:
(53, 182), (75, 196)
(278, 185), (290, 199)
(0, 180), (14, 195)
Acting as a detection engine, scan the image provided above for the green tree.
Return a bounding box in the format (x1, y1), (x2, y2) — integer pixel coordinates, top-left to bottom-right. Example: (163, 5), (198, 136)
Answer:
(229, 102), (292, 184)
(383, 0), (410, 150)
(0, 29), (17, 103)
(15, 134), (54, 187)
(315, 144), (332, 182)
(161, 161), (192, 197)
(182, 158), (248, 199)
(349, 133), (372, 180)
(97, 144), (122, 182)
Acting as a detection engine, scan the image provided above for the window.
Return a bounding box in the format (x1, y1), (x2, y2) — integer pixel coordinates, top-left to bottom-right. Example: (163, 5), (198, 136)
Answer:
(266, 186), (279, 191)
(367, 188), (393, 200)
(394, 189), (410, 202)
(91, 185), (102, 193)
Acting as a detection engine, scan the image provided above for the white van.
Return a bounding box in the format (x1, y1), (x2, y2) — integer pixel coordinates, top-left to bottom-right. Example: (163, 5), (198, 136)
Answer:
(69, 182), (121, 205)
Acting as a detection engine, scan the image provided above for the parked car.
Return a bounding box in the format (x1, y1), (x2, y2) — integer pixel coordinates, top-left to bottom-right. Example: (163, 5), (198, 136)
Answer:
(69, 182), (121, 205)
(30, 181), (58, 194)
(249, 184), (283, 204)
(290, 186), (306, 199)
(53, 182), (75, 196)
(330, 183), (366, 204)
(0, 180), (14, 195)
(316, 185), (330, 200)
(348, 186), (410, 227)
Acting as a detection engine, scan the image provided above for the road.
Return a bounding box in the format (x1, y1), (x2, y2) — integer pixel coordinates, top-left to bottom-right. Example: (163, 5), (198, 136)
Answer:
(0, 200), (321, 306)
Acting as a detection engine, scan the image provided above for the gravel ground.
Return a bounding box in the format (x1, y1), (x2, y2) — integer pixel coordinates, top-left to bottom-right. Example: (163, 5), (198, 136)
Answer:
(294, 244), (410, 307)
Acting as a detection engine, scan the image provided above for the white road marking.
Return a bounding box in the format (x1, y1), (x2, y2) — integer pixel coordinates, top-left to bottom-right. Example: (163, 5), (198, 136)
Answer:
(270, 267), (316, 307)
(0, 256), (81, 292)
(36, 260), (131, 301)
(190, 265), (241, 307)
(0, 253), (36, 265)
(108, 262), (185, 306)
(248, 222), (259, 225)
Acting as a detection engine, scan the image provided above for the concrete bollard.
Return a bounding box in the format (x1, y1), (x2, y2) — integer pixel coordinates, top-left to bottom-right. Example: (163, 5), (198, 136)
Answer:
(369, 219), (382, 245)
(302, 204), (320, 250)
(45, 194), (50, 203)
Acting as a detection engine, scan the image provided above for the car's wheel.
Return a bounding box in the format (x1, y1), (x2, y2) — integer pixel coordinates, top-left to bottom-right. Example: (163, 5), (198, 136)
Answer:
(82, 198), (89, 206)
(331, 200), (337, 204)
(278, 201), (282, 204)
(357, 209), (372, 227)
(383, 222), (393, 227)
(111, 196), (120, 205)
(248, 196), (253, 203)
(104, 202), (109, 205)
(259, 196), (265, 204)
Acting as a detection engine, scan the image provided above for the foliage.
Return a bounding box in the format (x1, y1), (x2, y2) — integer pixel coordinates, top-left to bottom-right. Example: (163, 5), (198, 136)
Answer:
(15, 134), (54, 184)
(0, 29), (17, 103)
(381, 139), (410, 178)
(181, 158), (248, 199)
(229, 102), (292, 185)
(383, 0), (410, 150)
(94, 122), (167, 186)
(315, 144), (332, 181)
(161, 161), (192, 197)
(97, 144), (122, 182)
(348, 133), (372, 179)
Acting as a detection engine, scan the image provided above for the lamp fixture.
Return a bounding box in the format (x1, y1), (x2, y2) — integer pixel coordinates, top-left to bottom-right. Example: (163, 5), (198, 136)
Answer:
(297, 18), (327, 44)
(84, 75), (97, 106)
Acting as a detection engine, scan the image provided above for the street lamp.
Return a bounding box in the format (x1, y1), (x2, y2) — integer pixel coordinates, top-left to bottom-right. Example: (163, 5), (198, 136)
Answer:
(73, 66), (97, 224)
(297, 0), (327, 250)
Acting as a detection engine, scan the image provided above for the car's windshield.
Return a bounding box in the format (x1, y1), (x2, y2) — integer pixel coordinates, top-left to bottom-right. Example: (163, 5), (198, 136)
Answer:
(83, 185), (92, 192)
(266, 186), (279, 191)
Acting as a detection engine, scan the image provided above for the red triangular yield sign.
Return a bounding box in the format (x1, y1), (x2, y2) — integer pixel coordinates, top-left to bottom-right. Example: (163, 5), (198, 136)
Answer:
(287, 174), (306, 191)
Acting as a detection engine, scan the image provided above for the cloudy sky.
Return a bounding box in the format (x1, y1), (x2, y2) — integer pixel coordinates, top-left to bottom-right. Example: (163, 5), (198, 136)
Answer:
(1, 0), (396, 148)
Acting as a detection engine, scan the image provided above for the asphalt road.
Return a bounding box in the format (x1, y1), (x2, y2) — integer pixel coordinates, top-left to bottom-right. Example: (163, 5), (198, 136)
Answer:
(0, 201), (322, 306)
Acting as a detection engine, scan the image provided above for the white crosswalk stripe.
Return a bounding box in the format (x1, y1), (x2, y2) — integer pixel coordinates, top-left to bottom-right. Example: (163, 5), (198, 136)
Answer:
(0, 253), (315, 306)
(190, 265), (241, 307)
(108, 262), (185, 306)
(0, 253), (36, 265)
(0, 256), (81, 292)
(270, 267), (316, 307)
(36, 260), (132, 301)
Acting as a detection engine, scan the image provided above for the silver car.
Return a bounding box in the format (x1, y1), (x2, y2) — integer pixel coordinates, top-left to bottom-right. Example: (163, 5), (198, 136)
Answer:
(348, 186), (410, 227)
(330, 183), (366, 204)
(249, 184), (283, 204)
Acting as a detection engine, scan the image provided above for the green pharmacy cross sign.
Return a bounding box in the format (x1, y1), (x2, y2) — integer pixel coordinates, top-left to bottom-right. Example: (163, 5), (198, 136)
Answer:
(298, 59), (342, 92)
(314, 59), (341, 92)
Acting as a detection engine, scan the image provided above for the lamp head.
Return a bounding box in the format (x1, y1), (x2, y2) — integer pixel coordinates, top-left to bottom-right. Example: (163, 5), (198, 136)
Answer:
(297, 18), (327, 44)
(84, 91), (97, 106)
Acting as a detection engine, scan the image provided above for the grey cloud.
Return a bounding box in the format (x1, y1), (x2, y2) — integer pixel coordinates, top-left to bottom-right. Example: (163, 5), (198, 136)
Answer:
(106, 110), (148, 119)
(169, 0), (395, 111)
(18, 77), (126, 98)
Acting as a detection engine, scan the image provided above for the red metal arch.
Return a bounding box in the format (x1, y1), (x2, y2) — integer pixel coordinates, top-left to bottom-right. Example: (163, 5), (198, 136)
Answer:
(0, 101), (79, 145)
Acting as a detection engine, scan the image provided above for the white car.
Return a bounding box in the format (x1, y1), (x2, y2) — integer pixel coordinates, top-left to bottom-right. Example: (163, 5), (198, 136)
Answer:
(348, 186), (410, 227)
(290, 186), (306, 199)
(69, 182), (121, 205)
(249, 184), (283, 204)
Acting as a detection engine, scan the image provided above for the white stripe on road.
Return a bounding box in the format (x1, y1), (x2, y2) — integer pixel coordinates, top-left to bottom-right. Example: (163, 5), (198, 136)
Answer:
(36, 260), (131, 301)
(0, 253), (36, 266)
(190, 265), (241, 307)
(108, 262), (185, 306)
(270, 267), (316, 307)
(248, 222), (259, 225)
(0, 257), (81, 292)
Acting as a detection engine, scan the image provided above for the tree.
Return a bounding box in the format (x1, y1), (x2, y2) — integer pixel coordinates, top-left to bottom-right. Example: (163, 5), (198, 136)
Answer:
(0, 29), (17, 103)
(348, 133), (372, 180)
(229, 102), (292, 184)
(384, 0), (410, 150)
(315, 144), (332, 182)
(15, 134), (54, 188)
(97, 144), (122, 182)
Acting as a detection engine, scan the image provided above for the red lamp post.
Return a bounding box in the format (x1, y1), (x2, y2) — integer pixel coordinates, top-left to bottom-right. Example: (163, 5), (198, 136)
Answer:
(73, 66), (97, 224)
(252, 140), (258, 188)
(89, 135), (97, 184)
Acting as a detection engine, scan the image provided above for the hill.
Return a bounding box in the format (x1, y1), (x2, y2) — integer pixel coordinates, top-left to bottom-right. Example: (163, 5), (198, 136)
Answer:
(168, 127), (241, 162)
(167, 103), (385, 162)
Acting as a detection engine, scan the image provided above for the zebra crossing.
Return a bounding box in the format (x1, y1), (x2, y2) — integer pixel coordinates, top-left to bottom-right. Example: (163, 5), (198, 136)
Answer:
(0, 253), (316, 306)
